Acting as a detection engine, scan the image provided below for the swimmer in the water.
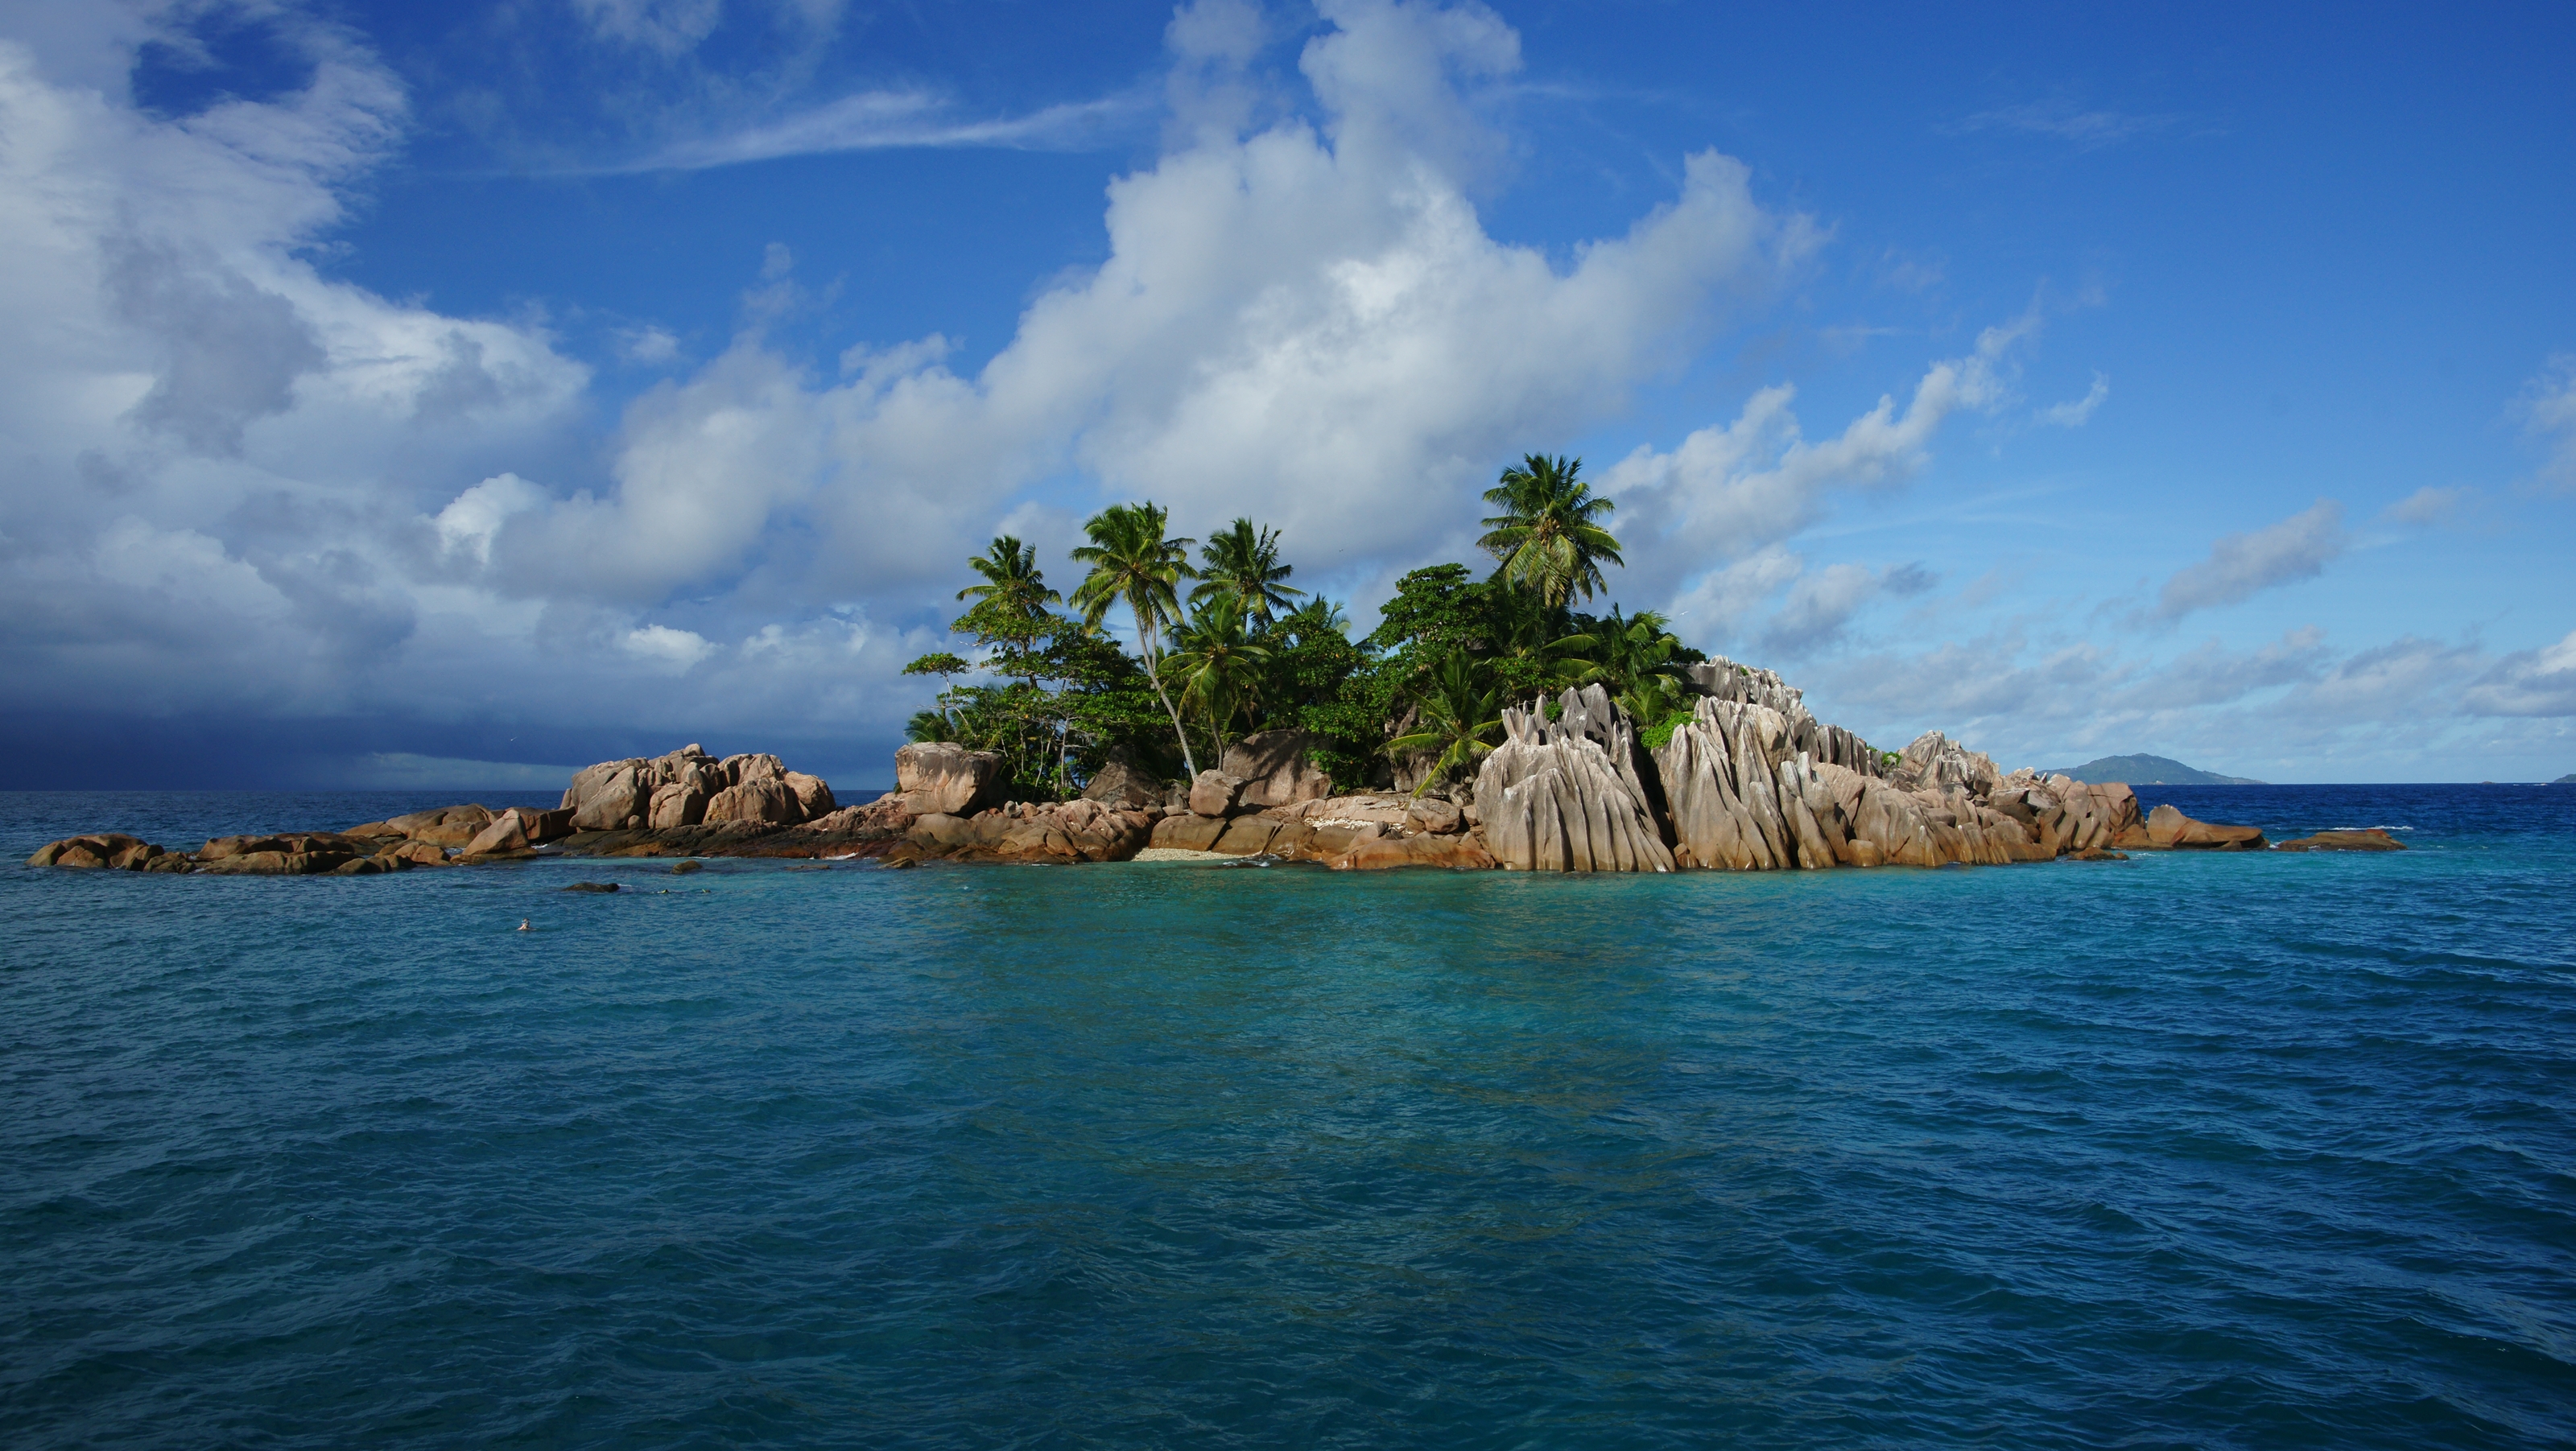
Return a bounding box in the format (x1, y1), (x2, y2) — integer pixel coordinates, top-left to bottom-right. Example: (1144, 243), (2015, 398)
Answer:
(518, 919), (530, 932)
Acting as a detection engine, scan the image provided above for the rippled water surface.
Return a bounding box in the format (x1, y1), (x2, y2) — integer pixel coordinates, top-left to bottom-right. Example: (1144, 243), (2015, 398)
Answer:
(5, 785), (2573, 1448)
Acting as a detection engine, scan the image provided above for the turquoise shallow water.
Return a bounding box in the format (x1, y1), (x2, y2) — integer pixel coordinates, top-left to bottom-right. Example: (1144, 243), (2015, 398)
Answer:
(3, 785), (2572, 1449)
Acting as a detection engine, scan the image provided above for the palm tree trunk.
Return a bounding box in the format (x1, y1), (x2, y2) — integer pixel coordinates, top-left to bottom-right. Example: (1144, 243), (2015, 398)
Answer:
(1134, 604), (1199, 778)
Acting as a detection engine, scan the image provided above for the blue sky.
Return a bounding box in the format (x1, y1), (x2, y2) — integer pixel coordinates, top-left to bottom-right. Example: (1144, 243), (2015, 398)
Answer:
(2, 0), (2571, 789)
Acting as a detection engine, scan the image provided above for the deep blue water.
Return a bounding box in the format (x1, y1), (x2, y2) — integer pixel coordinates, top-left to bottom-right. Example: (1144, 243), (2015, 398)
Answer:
(3, 785), (2572, 1449)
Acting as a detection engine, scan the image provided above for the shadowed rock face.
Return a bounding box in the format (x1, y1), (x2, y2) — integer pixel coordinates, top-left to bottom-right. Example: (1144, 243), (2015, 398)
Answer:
(1219, 729), (1332, 809)
(1476, 684), (1675, 873)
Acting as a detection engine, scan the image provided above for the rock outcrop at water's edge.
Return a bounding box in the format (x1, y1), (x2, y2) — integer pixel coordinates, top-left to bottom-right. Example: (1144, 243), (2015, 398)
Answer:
(1476, 684), (1675, 872)
(23, 662), (2306, 878)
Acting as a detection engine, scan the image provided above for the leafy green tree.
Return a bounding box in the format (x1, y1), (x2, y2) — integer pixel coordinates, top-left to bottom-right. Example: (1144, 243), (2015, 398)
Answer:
(901, 650), (973, 734)
(1477, 453), (1624, 607)
(1191, 517), (1305, 627)
(1069, 501), (1202, 777)
(1383, 649), (1506, 798)
(953, 536), (1062, 694)
(1165, 594), (1274, 754)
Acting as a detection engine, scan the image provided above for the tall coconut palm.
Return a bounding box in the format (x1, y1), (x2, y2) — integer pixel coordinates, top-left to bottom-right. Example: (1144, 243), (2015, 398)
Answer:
(956, 535), (1061, 620)
(1477, 453), (1624, 607)
(1069, 502), (1201, 777)
(1383, 648), (1506, 798)
(1165, 595), (1273, 754)
(955, 536), (1061, 693)
(1190, 518), (1304, 627)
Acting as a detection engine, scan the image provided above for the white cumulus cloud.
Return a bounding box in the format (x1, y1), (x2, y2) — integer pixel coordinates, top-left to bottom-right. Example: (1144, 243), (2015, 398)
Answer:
(2153, 498), (2347, 620)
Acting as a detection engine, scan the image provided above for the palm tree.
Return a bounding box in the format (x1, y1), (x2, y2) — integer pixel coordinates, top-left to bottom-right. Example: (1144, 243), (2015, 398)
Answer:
(1477, 453), (1624, 607)
(1069, 502), (1201, 777)
(956, 535), (1061, 620)
(1190, 518), (1304, 627)
(1383, 649), (1506, 798)
(1277, 596), (1349, 647)
(1165, 595), (1274, 754)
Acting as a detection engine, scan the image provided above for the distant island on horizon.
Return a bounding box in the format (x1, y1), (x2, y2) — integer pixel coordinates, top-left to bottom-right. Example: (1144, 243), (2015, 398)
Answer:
(2046, 753), (2266, 786)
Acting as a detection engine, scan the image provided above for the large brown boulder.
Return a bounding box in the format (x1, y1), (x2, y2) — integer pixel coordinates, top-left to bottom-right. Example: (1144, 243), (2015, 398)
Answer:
(463, 810), (537, 855)
(1219, 730), (1331, 809)
(895, 742), (1005, 816)
(1149, 814), (1228, 851)
(567, 761), (652, 831)
(1080, 754), (1163, 809)
(782, 771), (835, 820)
(1212, 816), (1280, 854)
(2144, 803), (2267, 851)
(1325, 833), (1497, 872)
(704, 777), (801, 826)
(649, 782), (706, 829)
(386, 805), (495, 847)
(1188, 770), (1248, 818)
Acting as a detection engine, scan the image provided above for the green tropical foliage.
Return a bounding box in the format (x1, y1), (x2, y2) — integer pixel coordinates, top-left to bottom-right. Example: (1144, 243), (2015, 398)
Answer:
(1069, 501), (1201, 777)
(1165, 594), (1274, 752)
(1382, 649), (1507, 798)
(898, 451), (1736, 803)
(1477, 453), (1624, 607)
(1191, 517), (1304, 626)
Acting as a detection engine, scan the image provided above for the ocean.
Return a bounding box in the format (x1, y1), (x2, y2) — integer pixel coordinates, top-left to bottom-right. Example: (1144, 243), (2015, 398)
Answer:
(3, 785), (2571, 1448)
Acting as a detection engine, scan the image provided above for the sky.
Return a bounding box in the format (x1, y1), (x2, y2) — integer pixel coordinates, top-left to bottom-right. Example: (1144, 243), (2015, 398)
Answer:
(2, 0), (2572, 789)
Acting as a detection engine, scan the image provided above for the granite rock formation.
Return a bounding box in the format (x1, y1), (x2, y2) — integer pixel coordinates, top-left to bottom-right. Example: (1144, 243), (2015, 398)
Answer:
(1476, 684), (1676, 873)
(1218, 730), (1333, 809)
(894, 742), (1003, 817)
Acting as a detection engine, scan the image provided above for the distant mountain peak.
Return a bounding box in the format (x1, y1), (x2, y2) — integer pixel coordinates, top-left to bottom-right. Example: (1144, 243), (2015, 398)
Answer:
(2041, 753), (2265, 786)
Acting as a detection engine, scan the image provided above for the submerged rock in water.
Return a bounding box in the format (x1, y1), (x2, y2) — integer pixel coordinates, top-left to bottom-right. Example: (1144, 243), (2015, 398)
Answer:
(2142, 803), (2268, 851)
(2274, 828), (2406, 851)
(562, 881), (619, 893)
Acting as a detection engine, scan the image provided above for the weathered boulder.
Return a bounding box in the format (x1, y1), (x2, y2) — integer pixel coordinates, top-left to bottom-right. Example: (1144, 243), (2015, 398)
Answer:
(2275, 828), (2405, 851)
(649, 782), (707, 830)
(1655, 698), (1810, 870)
(1212, 816), (1280, 855)
(28, 834), (147, 868)
(1268, 794), (1416, 830)
(909, 813), (978, 850)
(1188, 771), (1248, 818)
(782, 771), (836, 821)
(1080, 753), (1163, 809)
(1682, 657), (1882, 773)
(1219, 730), (1332, 809)
(704, 777), (801, 826)
(462, 810), (545, 856)
(895, 799), (1150, 863)
(565, 761), (653, 831)
(389, 840), (452, 867)
(1150, 813), (1229, 851)
(804, 795), (918, 835)
(1889, 731), (2000, 798)
(388, 805), (496, 847)
(896, 741), (1005, 816)
(2143, 803), (2268, 851)
(1404, 796), (1463, 835)
(720, 752), (785, 785)
(1476, 686), (1674, 873)
(1325, 832), (1497, 872)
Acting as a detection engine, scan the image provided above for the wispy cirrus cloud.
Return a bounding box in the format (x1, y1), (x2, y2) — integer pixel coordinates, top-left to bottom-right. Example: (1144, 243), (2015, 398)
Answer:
(1947, 97), (2185, 148)
(606, 87), (1150, 172)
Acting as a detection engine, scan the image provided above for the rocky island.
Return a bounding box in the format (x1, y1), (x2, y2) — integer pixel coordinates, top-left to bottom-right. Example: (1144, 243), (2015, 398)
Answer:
(23, 472), (2409, 877)
(31, 657), (2400, 877)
